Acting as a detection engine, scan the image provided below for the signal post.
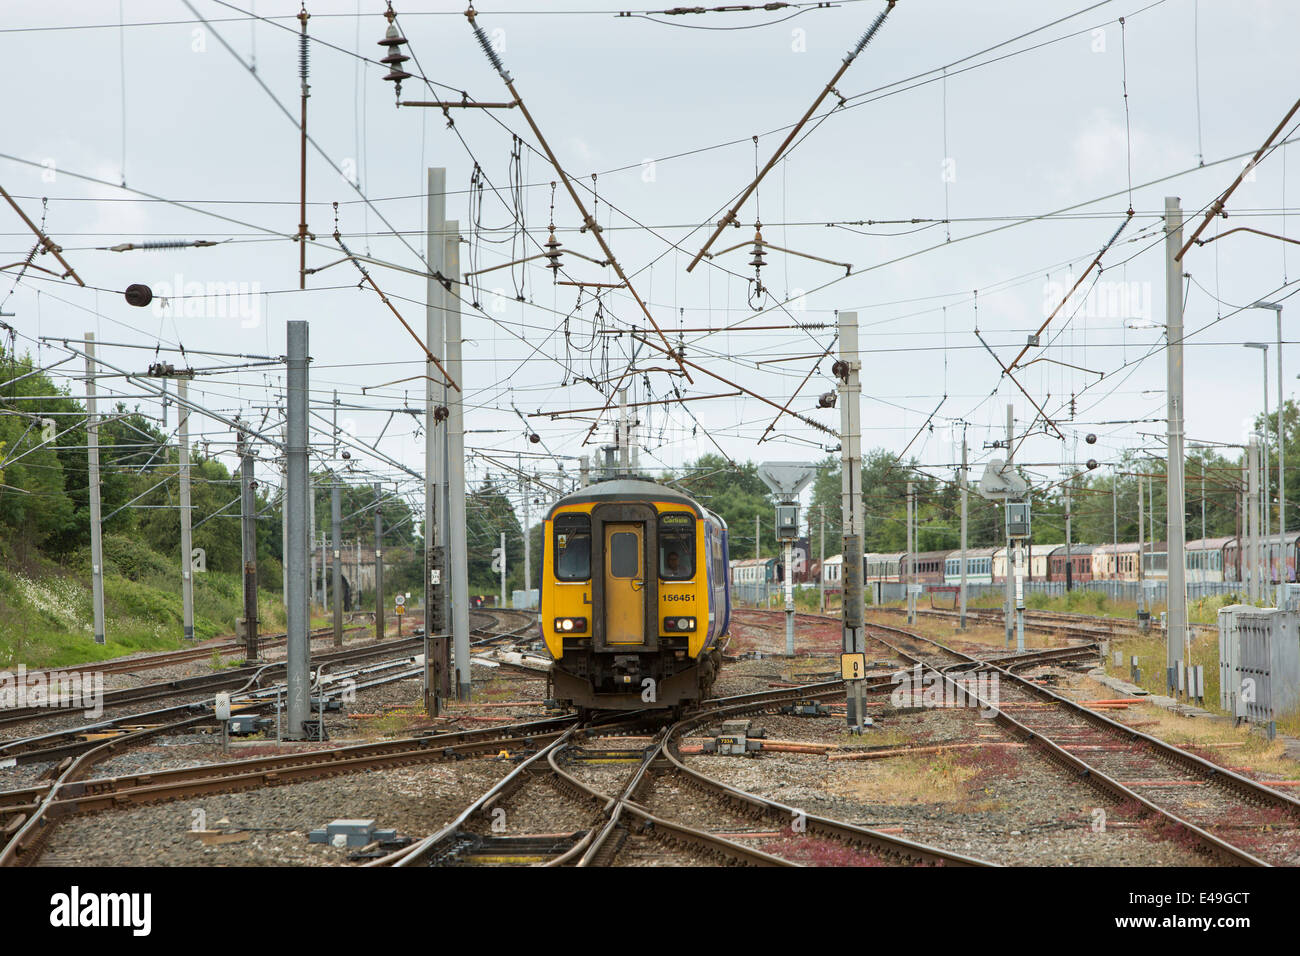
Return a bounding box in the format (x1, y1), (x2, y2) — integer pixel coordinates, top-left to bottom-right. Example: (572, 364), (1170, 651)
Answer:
(835, 311), (869, 733)
(758, 463), (817, 658)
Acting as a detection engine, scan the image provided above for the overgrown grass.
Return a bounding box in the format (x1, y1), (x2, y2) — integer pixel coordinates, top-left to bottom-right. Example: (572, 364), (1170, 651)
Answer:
(0, 538), (287, 668)
(1099, 626), (1300, 738)
(970, 586), (1259, 627)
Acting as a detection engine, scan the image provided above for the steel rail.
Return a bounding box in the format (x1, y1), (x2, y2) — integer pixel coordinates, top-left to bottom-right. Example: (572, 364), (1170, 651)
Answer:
(864, 620), (1285, 866)
(384, 726), (583, 867)
(0, 715), (585, 866)
(552, 733), (795, 868)
(0, 628), (399, 736)
(658, 683), (992, 867)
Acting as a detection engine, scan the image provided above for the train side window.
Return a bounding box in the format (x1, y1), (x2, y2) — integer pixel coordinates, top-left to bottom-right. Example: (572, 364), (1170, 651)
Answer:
(553, 514), (591, 581)
(658, 512), (696, 579)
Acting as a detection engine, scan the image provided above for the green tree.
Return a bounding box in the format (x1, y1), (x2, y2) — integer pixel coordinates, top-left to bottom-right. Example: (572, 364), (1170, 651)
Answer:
(670, 454), (777, 558)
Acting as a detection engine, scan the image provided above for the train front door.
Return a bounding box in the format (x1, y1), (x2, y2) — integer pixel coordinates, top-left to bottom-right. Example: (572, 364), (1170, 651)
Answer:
(604, 522), (645, 645)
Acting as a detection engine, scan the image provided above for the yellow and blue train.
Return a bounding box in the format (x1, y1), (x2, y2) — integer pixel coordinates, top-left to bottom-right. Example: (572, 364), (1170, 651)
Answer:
(539, 478), (730, 713)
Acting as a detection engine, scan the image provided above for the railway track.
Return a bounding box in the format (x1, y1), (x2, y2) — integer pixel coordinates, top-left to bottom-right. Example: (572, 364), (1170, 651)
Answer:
(0, 714), (586, 866)
(872, 603), (1218, 642)
(1, 609), (539, 751)
(0, 608), (546, 866)
(0, 625), (379, 731)
(859, 619), (1300, 866)
(17, 623), (364, 684)
(382, 675), (991, 867)
(26, 604), (1261, 868)
(0, 631), (419, 761)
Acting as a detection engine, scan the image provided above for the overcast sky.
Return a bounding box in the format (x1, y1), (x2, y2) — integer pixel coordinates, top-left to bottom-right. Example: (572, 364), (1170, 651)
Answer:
(3, 0), (1298, 522)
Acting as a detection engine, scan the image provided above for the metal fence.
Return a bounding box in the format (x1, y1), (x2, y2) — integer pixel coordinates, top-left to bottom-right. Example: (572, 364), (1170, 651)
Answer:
(940, 579), (1247, 605)
(732, 581), (908, 607)
(734, 578), (1249, 609)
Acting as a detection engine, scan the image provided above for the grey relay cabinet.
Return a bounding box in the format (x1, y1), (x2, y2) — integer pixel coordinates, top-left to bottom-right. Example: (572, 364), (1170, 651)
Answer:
(1217, 605), (1300, 725)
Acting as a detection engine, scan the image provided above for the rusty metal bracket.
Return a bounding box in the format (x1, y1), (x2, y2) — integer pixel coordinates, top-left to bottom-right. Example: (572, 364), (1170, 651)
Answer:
(333, 230), (459, 393)
(685, 1), (896, 272)
(1177, 93), (1300, 261)
(0, 185), (84, 287)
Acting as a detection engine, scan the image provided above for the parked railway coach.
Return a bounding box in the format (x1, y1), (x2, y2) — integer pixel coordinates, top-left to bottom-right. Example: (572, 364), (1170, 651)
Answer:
(539, 478), (729, 713)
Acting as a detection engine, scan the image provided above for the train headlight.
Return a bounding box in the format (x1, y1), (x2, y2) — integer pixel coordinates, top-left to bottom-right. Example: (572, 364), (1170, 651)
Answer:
(554, 617), (586, 633)
(663, 616), (696, 632)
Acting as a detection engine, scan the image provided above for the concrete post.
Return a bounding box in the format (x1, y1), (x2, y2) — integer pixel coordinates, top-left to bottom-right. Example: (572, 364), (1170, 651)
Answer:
(818, 506), (825, 613)
(178, 378), (195, 640)
(446, 221), (472, 699)
(425, 166), (448, 709)
(1164, 196), (1188, 672)
(1138, 468), (1146, 620)
(783, 535), (795, 655)
(1278, 306), (1286, 594)
(906, 481), (915, 625)
(332, 480), (342, 646)
(85, 333), (106, 645)
(309, 483), (317, 608)
(239, 434), (260, 660)
(959, 435), (968, 629)
(1004, 405), (1014, 646)
(1065, 481), (1073, 593)
(1249, 436), (1261, 602)
(838, 311), (866, 731)
(284, 320), (310, 739)
(374, 482), (384, 641)
(521, 455), (531, 605)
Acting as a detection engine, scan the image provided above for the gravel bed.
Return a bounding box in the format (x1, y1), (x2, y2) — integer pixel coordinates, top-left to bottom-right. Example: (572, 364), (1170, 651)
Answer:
(614, 828), (713, 866)
(0, 760), (54, 792)
(39, 758), (513, 867)
(555, 755), (644, 798)
(16, 613), (1264, 867)
(0, 631), (402, 745)
(0, 692), (217, 745)
(681, 705), (1212, 866)
(462, 772), (600, 839)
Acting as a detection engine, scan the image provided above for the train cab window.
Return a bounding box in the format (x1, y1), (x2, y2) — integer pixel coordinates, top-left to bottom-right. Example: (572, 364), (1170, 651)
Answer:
(658, 513), (696, 579)
(553, 514), (592, 581)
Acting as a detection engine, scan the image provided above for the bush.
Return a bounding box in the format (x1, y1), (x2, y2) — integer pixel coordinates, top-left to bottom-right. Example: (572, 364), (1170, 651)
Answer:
(98, 534), (173, 581)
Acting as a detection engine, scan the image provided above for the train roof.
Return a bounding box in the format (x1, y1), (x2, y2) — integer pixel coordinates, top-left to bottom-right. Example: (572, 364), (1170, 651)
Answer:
(548, 478), (705, 519)
(1046, 544), (1102, 556)
(949, 547), (999, 559)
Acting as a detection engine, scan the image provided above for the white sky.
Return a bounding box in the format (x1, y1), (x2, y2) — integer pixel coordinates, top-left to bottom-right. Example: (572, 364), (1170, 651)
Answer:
(2, 0), (1297, 521)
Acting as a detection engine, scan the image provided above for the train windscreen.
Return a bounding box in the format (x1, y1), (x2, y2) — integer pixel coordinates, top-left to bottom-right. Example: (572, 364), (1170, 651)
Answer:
(554, 514), (592, 580)
(659, 512), (695, 579)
